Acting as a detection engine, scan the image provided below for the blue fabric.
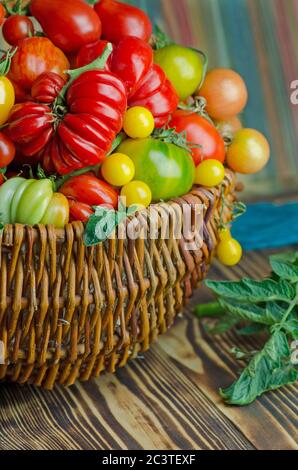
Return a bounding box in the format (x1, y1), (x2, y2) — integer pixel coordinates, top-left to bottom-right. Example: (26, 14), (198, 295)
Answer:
(231, 201), (298, 250)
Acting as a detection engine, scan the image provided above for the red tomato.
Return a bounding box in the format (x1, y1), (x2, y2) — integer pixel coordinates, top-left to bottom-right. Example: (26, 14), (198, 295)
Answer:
(8, 37), (69, 91)
(60, 173), (119, 222)
(95, 0), (152, 45)
(9, 78), (31, 103)
(111, 36), (153, 97)
(199, 69), (248, 120)
(0, 173), (4, 186)
(76, 39), (112, 69)
(31, 72), (66, 104)
(30, 0), (102, 54)
(0, 4), (6, 27)
(0, 132), (16, 168)
(169, 110), (226, 166)
(3, 15), (34, 46)
(68, 200), (93, 223)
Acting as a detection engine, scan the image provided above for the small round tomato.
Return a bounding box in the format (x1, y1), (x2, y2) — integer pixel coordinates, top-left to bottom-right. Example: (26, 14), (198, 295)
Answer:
(121, 180), (152, 209)
(123, 107), (155, 139)
(101, 153), (135, 187)
(0, 132), (15, 168)
(227, 129), (270, 174)
(216, 116), (243, 138)
(169, 110), (226, 166)
(154, 45), (204, 100)
(217, 238), (242, 266)
(195, 159), (225, 187)
(0, 76), (15, 125)
(199, 69), (248, 120)
(0, 4), (6, 27)
(3, 15), (34, 46)
(0, 173), (4, 186)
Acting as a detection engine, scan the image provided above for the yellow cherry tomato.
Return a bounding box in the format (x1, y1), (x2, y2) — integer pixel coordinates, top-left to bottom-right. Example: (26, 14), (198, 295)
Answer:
(217, 238), (243, 266)
(194, 159), (225, 187)
(218, 227), (232, 241)
(123, 106), (155, 139)
(0, 76), (15, 125)
(101, 153), (135, 187)
(121, 180), (152, 209)
(227, 129), (270, 174)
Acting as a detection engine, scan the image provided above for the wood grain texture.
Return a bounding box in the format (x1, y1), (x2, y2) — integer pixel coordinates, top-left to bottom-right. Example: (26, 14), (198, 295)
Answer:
(0, 249), (297, 451)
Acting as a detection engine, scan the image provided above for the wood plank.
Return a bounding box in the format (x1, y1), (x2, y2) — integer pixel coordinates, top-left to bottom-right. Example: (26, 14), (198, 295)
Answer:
(0, 249), (297, 450)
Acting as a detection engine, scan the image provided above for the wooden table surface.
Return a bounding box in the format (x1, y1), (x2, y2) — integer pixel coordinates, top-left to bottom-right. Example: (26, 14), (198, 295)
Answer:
(0, 248), (297, 451)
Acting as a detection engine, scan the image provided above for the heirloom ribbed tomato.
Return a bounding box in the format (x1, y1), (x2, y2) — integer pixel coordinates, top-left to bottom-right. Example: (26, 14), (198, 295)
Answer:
(75, 36), (179, 127)
(31, 72), (66, 104)
(5, 102), (54, 157)
(6, 47), (127, 175)
(30, 0), (102, 54)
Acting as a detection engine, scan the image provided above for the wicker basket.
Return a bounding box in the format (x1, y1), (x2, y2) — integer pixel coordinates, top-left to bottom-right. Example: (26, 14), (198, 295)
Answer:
(0, 171), (236, 389)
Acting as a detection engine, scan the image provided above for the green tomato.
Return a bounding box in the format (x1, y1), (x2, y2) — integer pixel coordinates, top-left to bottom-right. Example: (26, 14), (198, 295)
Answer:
(118, 138), (195, 202)
(10, 179), (36, 223)
(0, 177), (25, 224)
(16, 179), (53, 225)
(154, 45), (204, 100)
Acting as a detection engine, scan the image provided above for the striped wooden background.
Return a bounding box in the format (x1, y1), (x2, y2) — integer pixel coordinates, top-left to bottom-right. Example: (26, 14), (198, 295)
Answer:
(126, 0), (298, 198)
(0, 248), (297, 450)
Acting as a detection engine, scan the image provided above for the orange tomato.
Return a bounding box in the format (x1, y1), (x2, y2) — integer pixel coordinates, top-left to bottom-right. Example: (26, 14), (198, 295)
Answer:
(199, 69), (248, 120)
(0, 4), (6, 27)
(227, 129), (270, 174)
(216, 116), (243, 138)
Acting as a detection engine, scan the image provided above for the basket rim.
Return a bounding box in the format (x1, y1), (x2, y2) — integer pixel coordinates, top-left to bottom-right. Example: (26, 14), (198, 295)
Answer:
(0, 170), (236, 244)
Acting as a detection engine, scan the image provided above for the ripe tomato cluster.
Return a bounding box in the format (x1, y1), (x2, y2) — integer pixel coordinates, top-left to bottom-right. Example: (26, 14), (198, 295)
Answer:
(0, 0), (271, 266)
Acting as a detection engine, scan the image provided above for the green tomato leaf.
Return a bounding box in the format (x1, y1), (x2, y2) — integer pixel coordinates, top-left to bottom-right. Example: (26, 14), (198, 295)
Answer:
(220, 331), (298, 405)
(205, 278), (296, 303)
(236, 323), (267, 336)
(218, 298), (290, 326)
(270, 258), (298, 282)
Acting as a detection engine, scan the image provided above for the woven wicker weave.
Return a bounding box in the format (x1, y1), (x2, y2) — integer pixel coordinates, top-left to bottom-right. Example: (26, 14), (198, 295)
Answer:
(0, 171), (236, 389)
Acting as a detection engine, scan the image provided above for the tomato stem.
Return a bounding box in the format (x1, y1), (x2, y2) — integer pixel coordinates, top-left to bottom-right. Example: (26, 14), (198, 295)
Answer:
(57, 42), (113, 102)
(194, 301), (226, 318)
